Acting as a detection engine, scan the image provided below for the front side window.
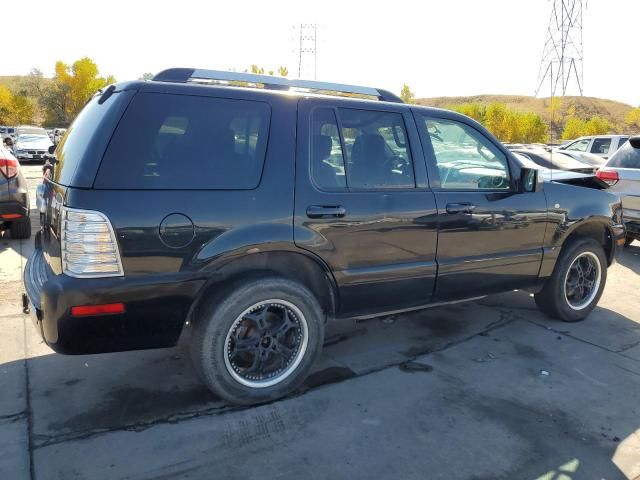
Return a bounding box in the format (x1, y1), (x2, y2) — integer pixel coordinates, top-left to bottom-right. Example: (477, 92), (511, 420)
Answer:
(96, 93), (271, 189)
(338, 108), (414, 189)
(565, 138), (590, 152)
(591, 138), (611, 155)
(421, 117), (511, 190)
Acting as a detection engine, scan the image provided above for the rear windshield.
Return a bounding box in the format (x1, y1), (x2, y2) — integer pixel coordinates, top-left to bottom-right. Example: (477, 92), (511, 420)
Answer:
(607, 144), (640, 169)
(94, 93), (271, 190)
(54, 91), (132, 186)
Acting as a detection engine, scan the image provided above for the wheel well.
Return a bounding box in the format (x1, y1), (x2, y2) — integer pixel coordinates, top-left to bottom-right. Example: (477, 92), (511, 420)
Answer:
(190, 251), (337, 324)
(565, 222), (613, 264)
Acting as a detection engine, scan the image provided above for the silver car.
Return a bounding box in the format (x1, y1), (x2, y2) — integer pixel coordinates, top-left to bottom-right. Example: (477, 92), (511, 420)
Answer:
(559, 135), (629, 160)
(597, 136), (640, 245)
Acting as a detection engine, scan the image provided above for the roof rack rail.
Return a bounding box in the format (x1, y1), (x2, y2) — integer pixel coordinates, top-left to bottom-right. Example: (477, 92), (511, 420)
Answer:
(152, 68), (403, 103)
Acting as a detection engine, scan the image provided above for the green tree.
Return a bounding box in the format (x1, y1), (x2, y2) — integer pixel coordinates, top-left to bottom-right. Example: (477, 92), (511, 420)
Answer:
(41, 57), (115, 126)
(400, 84), (415, 104)
(250, 65), (265, 75)
(139, 72), (154, 81)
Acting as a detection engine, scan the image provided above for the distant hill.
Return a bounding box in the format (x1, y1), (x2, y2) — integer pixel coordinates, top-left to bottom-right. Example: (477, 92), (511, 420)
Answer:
(415, 94), (636, 138)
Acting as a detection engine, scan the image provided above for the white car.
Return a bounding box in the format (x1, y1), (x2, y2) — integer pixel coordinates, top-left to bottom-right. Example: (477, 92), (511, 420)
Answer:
(597, 136), (640, 245)
(12, 133), (54, 162)
(559, 135), (629, 160)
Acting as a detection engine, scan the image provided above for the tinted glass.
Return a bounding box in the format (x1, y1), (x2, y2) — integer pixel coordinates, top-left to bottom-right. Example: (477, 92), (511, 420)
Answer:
(311, 108), (346, 190)
(422, 117), (510, 189)
(96, 93), (271, 190)
(337, 108), (414, 189)
(54, 92), (129, 185)
(565, 139), (590, 152)
(617, 137), (629, 150)
(590, 138), (611, 154)
(607, 144), (640, 169)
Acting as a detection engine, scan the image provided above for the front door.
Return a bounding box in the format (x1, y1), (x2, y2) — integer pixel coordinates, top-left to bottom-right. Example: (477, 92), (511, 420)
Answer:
(294, 99), (439, 317)
(415, 112), (548, 301)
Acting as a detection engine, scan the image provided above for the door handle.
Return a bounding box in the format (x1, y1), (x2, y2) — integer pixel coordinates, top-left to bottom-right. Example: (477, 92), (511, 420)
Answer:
(446, 203), (476, 214)
(306, 205), (347, 219)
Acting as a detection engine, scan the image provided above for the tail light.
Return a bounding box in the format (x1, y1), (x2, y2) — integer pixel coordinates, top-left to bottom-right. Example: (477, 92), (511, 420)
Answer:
(595, 169), (619, 185)
(0, 156), (18, 179)
(61, 207), (124, 278)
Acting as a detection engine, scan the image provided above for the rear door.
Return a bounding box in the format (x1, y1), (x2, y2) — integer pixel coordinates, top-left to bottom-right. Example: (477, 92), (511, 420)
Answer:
(294, 98), (438, 317)
(414, 111), (548, 300)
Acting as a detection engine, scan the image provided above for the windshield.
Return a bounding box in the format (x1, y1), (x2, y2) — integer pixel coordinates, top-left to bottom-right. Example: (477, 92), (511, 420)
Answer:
(17, 134), (50, 143)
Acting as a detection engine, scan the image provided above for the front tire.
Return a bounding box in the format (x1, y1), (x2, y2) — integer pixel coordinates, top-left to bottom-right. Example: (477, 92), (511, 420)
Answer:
(191, 277), (324, 405)
(535, 237), (607, 322)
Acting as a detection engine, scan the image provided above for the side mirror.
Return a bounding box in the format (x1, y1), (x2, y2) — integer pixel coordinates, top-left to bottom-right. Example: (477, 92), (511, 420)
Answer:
(48, 145), (56, 154)
(520, 167), (543, 193)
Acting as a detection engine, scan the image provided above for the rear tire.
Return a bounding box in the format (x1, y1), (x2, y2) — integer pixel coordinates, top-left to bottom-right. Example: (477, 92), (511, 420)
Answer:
(625, 234), (636, 247)
(9, 217), (31, 240)
(190, 277), (325, 405)
(535, 237), (607, 322)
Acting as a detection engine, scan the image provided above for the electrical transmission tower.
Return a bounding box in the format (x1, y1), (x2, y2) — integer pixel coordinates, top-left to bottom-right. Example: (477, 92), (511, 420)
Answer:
(296, 24), (317, 79)
(534, 0), (584, 97)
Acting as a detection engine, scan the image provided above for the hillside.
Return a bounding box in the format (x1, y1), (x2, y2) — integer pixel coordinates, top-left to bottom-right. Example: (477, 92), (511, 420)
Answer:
(415, 94), (636, 138)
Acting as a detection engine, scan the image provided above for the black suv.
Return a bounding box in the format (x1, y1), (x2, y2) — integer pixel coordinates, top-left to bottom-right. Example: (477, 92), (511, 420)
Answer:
(24, 68), (624, 405)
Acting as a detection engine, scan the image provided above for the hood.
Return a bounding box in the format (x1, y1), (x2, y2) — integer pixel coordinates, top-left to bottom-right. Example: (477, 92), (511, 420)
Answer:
(15, 136), (53, 150)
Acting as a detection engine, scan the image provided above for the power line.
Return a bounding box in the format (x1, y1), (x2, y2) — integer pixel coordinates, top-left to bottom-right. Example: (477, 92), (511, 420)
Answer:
(534, 0), (584, 97)
(296, 24), (317, 79)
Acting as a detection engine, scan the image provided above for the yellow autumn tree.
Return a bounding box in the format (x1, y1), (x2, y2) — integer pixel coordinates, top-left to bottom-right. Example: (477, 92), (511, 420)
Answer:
(562, 116), (587, 140)
(0, 84), (35, 124)
(625, 108), (640, 130)
(583, 116), (610, 136)
(400, 84), (415, 104)
(42, 57), (115, 126)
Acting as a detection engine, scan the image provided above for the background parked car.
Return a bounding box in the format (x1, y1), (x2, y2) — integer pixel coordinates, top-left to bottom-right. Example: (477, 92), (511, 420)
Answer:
(53, 128), (67, 145)
(0, 126), (17, 140)
(558, 135), (629, 159)
(13, 131), (54, 163)
(557, 149), (607, 167)
(510, 148), (596, 173)
(0, 145), (31, 238)
(597, 136), (640, 246)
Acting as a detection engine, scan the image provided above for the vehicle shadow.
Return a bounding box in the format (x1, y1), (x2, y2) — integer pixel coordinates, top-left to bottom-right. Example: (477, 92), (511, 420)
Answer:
(617, 241), (640, 276)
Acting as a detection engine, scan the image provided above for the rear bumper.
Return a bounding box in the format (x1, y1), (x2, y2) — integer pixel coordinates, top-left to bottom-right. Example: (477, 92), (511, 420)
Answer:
(23, 246), (206, 354)
(0, 200), (29, 223)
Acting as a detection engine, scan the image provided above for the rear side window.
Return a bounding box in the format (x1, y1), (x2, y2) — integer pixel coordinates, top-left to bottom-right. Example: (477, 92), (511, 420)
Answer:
(95, 93), (271, 190)
(607, 145), (640, 169)
(590, 138), (611, 155)
(617, 137), (629, 150)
